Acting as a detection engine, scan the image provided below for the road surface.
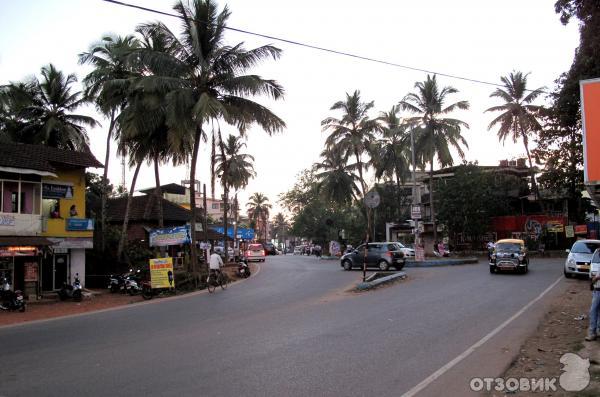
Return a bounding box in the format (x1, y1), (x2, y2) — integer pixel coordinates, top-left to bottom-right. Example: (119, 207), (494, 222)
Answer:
(0, 255), (570, 396)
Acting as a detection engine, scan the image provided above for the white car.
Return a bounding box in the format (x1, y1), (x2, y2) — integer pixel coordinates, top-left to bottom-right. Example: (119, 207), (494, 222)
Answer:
(394, 242), (415, 258)
(564, 239), (600, 278)
(245, 243), (266, 262)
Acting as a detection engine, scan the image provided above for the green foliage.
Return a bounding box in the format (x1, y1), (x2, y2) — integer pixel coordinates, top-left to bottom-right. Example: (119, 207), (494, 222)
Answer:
(435, 164), (518, 239)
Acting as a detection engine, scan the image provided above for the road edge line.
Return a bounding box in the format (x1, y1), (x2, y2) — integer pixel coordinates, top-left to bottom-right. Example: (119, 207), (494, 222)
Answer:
(401, 275), (564, 397)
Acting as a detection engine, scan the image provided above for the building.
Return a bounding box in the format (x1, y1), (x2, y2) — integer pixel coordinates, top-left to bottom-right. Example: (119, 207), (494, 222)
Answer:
(0, 144), (102, 297)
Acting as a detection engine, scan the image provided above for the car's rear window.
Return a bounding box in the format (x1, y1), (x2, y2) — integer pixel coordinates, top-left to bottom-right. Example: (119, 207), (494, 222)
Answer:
(593, 249), (600, 263)
(249, 244), (263, 251)
(386, 243), (402, 251)
(571, 241), (600, 254)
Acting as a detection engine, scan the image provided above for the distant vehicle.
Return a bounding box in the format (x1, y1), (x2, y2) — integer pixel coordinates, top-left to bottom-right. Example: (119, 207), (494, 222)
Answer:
(245, 243), (266, 262)
(340, 242), (406, 271)
(489, 239), (528, 274)
(293, 246), (304, 255)
(396, 242), (415, 258)
(564, 239), (600, 278)
(264, 242), (277, 255)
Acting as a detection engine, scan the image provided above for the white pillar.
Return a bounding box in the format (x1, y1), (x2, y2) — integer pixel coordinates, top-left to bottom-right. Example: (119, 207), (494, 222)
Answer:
(70, 249), (86, 286)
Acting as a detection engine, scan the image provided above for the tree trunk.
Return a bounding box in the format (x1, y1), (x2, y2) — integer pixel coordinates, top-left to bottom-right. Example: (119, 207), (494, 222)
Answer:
(101, 110), (116, 252)
(355, 150), (372, 242)
(223, 186), (229, 263)
(430, 160), (437, 247)
(154, 153), (163, 229)
(189, 126), (202, 275)
(522, 132), (539, 201)
(117, 161), (141, 261)
(210, 131), (216, 200)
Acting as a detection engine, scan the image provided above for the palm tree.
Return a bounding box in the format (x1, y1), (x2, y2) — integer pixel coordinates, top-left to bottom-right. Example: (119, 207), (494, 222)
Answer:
(134, 0), (285, 271)
(399, 74), (470, 243)
(3, 64), (98, 150)
(247, 193), (272, 242)
(216, 133), (256, 261)
(314, 147), (360, 206)
(321, 90), (378, 240)
(371, 106), (411, 217)
(271, 212), (289, 251)
(79, 34), (140, 251)
(485, 71), (545, 198)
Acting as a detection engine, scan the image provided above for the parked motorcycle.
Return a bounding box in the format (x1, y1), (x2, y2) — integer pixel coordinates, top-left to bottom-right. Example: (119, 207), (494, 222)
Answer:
(108, 272), (126, 293)
(236, 261), (251, 278)
(58, 273), (83, 302)
(124, 270), (142, 295)
(0, 277), (25, 312)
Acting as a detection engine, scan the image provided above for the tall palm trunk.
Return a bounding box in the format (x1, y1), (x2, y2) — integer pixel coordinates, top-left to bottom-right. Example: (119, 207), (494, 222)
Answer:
(101, 110), (116, 252)
(430, 160), (437, 247)
(522, 132), (539, 200)
(154, 153), (163, 228)
(189, 126), (202, 275)
(210, 131), (216, 199)
(218, 132), (228, 263)
(354, 149), (372, 241)
(117, 161), (141, 261)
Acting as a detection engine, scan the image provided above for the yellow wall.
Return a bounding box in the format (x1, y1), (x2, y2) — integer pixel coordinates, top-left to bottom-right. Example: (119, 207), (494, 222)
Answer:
(41, 168), (92, 238)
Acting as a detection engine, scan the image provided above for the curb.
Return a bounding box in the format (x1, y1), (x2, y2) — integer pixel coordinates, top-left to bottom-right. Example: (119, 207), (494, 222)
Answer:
(405, 257), (479, 267)
(356, 271), (407, 290)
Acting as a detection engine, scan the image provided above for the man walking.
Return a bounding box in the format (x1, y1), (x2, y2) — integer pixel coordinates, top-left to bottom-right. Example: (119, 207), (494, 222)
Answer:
(585, 269), (600, 341)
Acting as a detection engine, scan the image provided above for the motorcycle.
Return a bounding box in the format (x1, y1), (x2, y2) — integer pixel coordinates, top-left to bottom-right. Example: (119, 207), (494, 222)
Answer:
(124, 270), (142, 295)
(236, 261), (251, 278)
(0, 277), (25, 312)
(57, 273), (83, 302)
(108, 272), (126, 293)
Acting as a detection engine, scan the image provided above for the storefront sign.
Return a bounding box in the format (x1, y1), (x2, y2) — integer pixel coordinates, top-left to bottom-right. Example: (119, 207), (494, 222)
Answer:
(211, 226), (255, 240)
(24, 262), (38, 281)
(565, 225), (575, 238)
(0, 246), (38, 256)
(42, 183), (74, 199)
(49, 238), (93, 249)
(149, 225), (191, 247)
(547, 221), (564, 233)
(66, 218), (94, 231)
(575, 225), (588, 235)
(411, 205), (422, 219)
(0, 215), (15, 226)
(149, 257), (175, 289)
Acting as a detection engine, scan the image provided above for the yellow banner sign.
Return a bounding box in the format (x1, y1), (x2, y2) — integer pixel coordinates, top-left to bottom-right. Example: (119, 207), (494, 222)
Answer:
(149, 257), (175, 289)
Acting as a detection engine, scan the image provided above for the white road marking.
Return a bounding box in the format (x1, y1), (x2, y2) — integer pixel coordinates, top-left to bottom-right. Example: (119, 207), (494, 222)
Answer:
(401, 275), (564, 397)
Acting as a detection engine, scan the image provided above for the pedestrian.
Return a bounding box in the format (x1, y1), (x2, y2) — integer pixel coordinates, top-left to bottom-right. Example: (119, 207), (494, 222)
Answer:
(586, 269), (600, 341)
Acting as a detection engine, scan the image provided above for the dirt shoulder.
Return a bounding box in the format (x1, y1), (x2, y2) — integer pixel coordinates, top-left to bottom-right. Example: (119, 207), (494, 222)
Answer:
(0, 263), (257, 328)
(487, 277), (600, 396)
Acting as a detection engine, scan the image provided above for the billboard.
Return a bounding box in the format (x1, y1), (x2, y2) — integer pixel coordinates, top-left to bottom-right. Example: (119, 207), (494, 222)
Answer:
(149, 225), (191, 247)
(149, 257), (175, 288)
(581, 78), (600, 184)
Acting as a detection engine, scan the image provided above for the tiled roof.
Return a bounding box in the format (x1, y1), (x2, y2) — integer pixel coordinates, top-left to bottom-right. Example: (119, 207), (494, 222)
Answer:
(0, 143), (103, 172)
(107, 195), (198, 222)
(139, 183), (186, 195)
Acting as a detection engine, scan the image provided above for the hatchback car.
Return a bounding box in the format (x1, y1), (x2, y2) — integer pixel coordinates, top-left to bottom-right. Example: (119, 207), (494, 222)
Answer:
(245, 243), (266, 262)
(264, 242), (277, 255)
(340, 242), (406, 271)
(489, 239), (528, 274)
(564, 239), (600, 278)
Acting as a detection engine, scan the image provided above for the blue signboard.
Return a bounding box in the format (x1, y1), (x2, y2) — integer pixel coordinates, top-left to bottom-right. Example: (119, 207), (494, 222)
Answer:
(211, 226), (255, 240)
(149, 225), (191, 247)
(66, 218), (94, 231)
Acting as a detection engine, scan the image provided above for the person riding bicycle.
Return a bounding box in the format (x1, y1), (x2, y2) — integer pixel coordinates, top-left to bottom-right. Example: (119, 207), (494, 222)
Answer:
(209, 249), (224, 277)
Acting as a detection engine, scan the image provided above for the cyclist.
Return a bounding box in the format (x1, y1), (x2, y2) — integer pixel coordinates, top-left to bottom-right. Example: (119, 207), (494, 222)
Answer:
(209, 248), (224, 278)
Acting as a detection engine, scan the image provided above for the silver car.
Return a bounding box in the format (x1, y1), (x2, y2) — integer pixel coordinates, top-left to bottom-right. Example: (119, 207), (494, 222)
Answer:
(564, 239), (600, 278)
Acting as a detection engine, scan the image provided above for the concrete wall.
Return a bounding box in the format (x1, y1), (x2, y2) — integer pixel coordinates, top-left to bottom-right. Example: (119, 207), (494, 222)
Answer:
(70, 248), (85, 286)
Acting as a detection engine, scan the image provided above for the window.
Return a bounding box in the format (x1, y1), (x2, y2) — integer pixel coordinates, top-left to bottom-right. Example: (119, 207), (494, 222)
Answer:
(3, 181), (19, 213)
(20, 182), (39, 214)
(42, 199), (60, 218)
(1, 179), (42, 214)
(211, 203), (219, 210)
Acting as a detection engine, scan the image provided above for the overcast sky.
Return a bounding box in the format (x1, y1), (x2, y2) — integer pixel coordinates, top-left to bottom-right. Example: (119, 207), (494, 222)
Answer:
(0, 0), (580, 216)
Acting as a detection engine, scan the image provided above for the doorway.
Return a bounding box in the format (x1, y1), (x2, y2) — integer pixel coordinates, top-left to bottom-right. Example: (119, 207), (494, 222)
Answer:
(41, 253), (69, 291)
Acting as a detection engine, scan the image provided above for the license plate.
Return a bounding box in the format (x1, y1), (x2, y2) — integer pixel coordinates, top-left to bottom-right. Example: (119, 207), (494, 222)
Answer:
(578, 265), (590, 271)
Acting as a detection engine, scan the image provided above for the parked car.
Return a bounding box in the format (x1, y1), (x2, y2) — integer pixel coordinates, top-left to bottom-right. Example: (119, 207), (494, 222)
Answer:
(264, 242), (277, 255)
(564, 239), (600, 278)
(293, 246), (304, 255)
(396, 242), (415, 258)
(489, 239), (528, 274)
(340, 242), (406, 271)
(245, 243), (266, 262)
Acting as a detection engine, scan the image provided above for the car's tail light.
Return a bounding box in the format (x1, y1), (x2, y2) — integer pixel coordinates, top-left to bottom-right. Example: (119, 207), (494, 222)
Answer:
(246, 251), (251, 256)
(385, 251), (393, 258)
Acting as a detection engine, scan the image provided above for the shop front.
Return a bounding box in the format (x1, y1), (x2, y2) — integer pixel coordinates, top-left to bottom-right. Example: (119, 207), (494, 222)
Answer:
(0, 237), (53, 299)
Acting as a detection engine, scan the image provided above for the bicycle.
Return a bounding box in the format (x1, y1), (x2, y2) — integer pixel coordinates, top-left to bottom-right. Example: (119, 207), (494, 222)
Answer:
(206, 270), (229, 293)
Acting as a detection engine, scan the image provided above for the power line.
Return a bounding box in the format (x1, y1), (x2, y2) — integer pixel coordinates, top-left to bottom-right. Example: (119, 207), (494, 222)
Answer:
(101, 0), (539, 92)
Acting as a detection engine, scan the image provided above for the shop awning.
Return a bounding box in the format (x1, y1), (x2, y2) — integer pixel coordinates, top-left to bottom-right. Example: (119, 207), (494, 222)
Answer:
(0, 236), (55, 246)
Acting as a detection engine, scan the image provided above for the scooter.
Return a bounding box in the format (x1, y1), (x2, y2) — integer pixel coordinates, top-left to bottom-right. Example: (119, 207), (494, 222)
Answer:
(124, 270), (142, 295)
(0, 277), (25, 312)
(58, 273), (83, 302)
(236, 261), (251, 278)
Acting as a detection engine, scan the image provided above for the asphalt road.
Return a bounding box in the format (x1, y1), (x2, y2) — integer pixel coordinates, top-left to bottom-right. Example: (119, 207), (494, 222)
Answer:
(0, 255), (570, 396)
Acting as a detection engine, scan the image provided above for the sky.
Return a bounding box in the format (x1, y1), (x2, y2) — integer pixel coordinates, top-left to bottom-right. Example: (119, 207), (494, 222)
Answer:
(0, 0), (581, 216)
